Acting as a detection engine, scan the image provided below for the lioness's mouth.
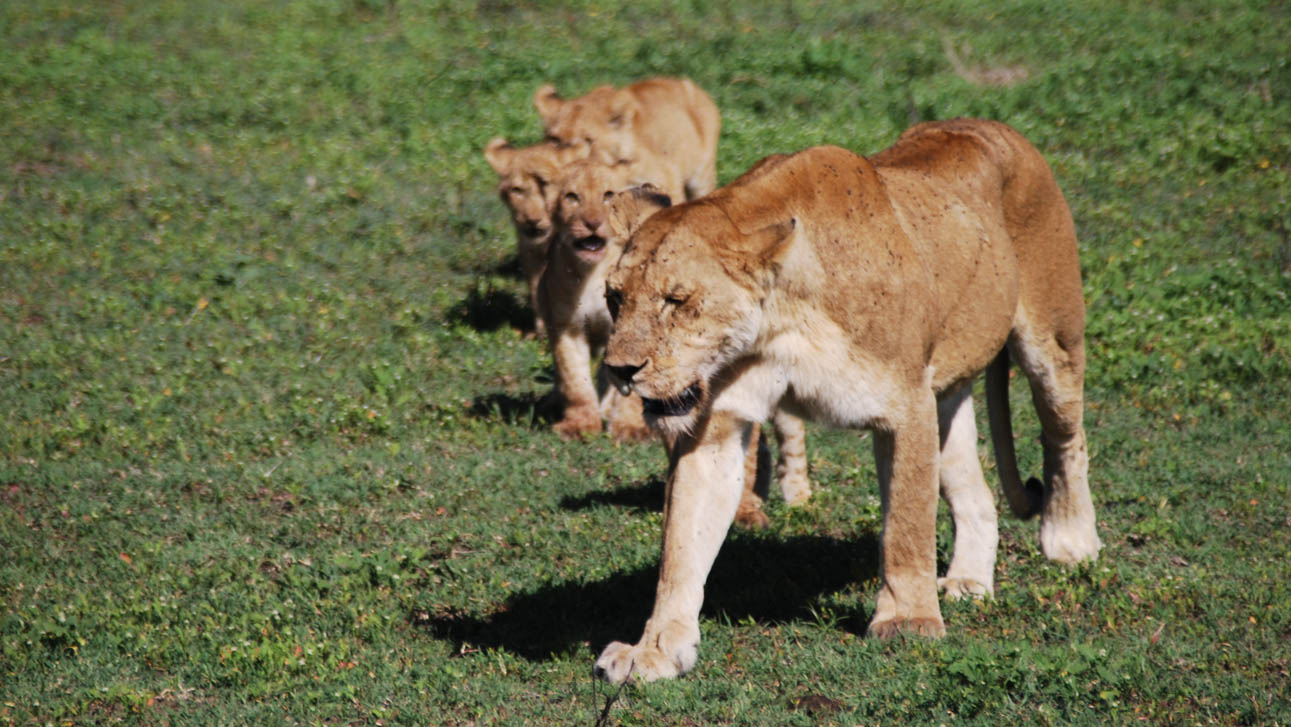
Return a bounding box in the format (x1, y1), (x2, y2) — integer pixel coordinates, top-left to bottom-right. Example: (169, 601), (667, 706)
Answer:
(641, 382), (703, 417)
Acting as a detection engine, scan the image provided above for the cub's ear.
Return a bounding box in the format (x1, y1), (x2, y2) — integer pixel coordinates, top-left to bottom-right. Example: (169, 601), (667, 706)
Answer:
(556, 139), (592, 165)
(483, 137), (512, 174)
(608, 184), (671, 240)
(533, 83), (562, 127)
(607, 90), (639, 131)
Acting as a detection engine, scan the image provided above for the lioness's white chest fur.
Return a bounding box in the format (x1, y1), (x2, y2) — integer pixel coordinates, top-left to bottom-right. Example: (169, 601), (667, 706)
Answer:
(710, 304), (905, 430)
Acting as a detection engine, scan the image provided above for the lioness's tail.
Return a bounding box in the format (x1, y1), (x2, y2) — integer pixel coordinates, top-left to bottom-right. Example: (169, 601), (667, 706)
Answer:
(985, 348), (1044, 518)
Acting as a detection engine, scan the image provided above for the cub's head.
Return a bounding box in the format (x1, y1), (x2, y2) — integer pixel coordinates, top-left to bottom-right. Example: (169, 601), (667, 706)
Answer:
(534, 83), (639, 165)
(483, 138), (587, 240)
(603, 189), (798, 432)
(551, 159), (637, 266)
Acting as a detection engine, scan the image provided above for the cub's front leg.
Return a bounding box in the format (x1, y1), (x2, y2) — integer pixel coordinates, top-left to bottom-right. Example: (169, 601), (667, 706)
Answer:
(594, 413), (752, 683)
(550, 328), (602, 438)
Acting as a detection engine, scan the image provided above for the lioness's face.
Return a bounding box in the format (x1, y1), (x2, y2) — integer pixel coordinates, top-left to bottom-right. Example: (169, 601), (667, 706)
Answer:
(603, 205), (764, 426)
(553, 161), (633, 265)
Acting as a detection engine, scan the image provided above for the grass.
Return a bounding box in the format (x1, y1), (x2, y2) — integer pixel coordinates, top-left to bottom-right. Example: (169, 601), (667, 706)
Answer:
(2, 0), (1289, 724)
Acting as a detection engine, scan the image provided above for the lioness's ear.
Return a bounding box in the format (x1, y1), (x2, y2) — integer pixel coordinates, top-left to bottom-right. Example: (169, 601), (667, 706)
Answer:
(534, 83), (562, 127)
(745, 218), (799, 265)
(608, 184), (672, 240)
(483, 137), (513, 174)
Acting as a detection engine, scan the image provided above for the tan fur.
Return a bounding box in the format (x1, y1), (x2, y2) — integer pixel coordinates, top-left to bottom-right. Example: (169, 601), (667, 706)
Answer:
(534, 78), (720, 201)
(483, 138), (588, 337)
(593, 120), (1101, 683)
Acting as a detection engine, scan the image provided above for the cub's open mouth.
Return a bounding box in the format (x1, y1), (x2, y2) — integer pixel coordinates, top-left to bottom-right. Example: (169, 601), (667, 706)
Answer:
(573, 235), (607, 256)
(641, 382), (703, 417)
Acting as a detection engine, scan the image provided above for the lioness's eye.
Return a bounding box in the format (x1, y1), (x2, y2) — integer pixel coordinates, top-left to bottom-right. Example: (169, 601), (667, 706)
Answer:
(605, 287), (622, 321)
(664, 294), (688, 307)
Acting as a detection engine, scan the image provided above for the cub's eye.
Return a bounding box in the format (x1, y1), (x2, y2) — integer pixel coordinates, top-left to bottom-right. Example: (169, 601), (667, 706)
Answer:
(510, 186), (525, 195)
(604, 287), (623, 321)
(564, 192), (580, 206)
(533, 176), (547, 190)
(602, 190), (615, 202)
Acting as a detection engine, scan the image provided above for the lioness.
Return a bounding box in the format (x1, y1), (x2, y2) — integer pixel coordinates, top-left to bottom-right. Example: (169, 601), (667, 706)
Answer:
(594, 119), (1101, 683)
(483, 138), (588, 337)
(534, 77), (720, 201)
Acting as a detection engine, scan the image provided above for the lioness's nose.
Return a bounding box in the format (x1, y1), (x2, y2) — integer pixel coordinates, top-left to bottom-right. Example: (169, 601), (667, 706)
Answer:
(605, 361), (643, 385)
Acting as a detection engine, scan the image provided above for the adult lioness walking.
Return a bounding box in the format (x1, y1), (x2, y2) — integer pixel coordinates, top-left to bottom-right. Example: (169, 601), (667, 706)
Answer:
(594, 119), (1101, 683)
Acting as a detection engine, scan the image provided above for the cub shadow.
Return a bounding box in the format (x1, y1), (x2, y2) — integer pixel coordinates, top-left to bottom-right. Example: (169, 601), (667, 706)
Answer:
(468, 390), (560, 428)
(447, 282), (535, 333)
(559, 477), (665, 515)
(412, 531), (879, 660)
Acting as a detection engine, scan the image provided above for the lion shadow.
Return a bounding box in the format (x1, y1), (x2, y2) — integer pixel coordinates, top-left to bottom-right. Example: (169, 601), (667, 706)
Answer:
(559, 477), (666, 515)
(467, 390), (561, 428)
(447, 282), (536, 334)
(411, 531), (880, 660)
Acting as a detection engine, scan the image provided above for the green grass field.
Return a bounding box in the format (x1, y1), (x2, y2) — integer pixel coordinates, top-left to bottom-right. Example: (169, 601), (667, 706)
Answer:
(2, 1), (1289, 724)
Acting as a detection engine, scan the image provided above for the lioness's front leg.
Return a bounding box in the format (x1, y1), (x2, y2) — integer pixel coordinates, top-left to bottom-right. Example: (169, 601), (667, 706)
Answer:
(868, 389), (945, 638)
(594, 413), (751, 683)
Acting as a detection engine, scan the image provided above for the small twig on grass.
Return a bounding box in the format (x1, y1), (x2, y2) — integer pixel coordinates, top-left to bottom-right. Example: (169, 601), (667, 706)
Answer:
(591, 660), (632, 727)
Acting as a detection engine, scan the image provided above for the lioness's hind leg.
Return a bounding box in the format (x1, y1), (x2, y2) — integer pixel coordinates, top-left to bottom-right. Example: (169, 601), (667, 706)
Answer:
(936, 386), (997, 599)
(1010, 324), (1101, 564)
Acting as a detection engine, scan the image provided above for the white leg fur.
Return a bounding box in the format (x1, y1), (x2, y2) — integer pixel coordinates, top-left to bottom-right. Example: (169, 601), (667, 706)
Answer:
(594, 416), (751, 683)
(935, 388), (998, 599)
(1008, 324), (1101, 564)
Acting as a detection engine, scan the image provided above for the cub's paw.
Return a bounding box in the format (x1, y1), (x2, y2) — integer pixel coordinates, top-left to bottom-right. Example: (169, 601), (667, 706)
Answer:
(552, 408), (602, 439)
(733, 504), (770, 530)
(937, 577), (992, 600)
(867, 616), (946, 640)
(594, 634), (698, 684)
(1039, 519), (1102, 565)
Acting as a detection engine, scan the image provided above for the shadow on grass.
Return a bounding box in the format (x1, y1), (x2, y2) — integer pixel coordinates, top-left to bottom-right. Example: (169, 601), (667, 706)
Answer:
(468, 390), (561, 428)
(559, 477), (665, 515)
(447, 282), (535, 333)
(412, 532), (879, 660)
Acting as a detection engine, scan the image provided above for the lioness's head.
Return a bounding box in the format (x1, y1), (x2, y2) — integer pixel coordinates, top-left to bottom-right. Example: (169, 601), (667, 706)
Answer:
(551, 159), (637, 266)
(534, 83), (638, 165)
(603, 188), (798, 431)
(484, 138), (587, 240)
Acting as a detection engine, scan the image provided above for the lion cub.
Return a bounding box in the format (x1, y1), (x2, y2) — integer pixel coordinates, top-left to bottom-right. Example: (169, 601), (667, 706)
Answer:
(540, 158), (649, 440)
(534, 77), (720, 201)
(483, 138), (588, 337)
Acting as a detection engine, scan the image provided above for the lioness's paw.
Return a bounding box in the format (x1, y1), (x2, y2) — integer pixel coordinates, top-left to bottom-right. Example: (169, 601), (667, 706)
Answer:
(937, 577), (991, 600)
(594, 638), (697, 684)
(867, 616), (946, 640)
(1039, 519), (1101, 565)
